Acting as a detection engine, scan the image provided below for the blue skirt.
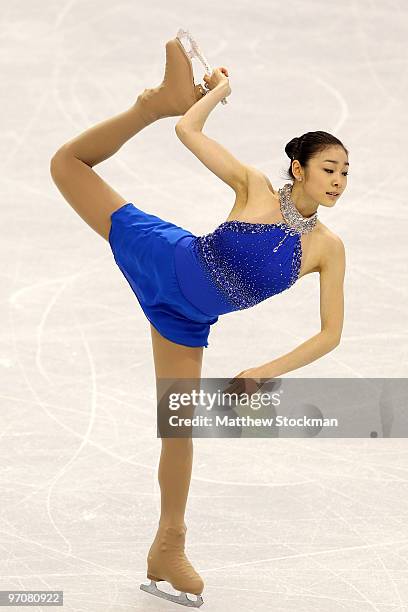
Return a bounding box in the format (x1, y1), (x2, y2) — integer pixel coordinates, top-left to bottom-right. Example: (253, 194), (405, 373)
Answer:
(108, 203), (219, 348)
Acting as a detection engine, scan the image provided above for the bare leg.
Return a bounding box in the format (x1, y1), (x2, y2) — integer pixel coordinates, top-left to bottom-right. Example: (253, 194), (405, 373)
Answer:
(56, 101), (157, 167)
(158, 439), (193, 528)
(50, 99), (159, 240)
(147, 324), (204, 595)
(50, 36), (205, 240)
(150, 324), (203, 527)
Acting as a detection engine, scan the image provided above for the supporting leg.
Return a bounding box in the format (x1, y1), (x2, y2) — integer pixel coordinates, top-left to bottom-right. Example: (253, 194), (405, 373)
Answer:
(150, 323), (203, 531)
(140, 325), (205, 605)
(158, 437), (193, 528)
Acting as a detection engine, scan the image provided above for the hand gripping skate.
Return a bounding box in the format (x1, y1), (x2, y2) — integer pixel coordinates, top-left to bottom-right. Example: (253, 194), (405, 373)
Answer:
(176, 28), (228, 106)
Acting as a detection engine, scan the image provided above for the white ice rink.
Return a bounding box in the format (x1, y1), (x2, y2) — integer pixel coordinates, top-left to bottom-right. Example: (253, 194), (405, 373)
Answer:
(1, 0), (408, 610)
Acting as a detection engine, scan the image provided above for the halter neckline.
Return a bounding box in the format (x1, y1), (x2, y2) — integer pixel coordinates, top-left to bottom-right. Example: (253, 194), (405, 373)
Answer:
(278, 183), (318, 234)
(221, 184), (317, 236)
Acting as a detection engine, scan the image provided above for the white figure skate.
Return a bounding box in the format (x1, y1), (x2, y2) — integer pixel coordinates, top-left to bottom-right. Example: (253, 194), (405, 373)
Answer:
(176, 28), (228, 106)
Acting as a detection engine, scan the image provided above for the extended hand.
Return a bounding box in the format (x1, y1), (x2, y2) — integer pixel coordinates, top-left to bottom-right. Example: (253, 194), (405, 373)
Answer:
(223, 366), (270, 398)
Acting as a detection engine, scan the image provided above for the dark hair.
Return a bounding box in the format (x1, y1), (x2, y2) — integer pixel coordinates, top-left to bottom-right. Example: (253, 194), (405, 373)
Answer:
(283, 131), (349, 181)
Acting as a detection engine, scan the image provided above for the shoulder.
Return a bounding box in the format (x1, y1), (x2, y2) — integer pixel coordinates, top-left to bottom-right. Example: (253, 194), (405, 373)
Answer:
(319, 224), (345, 250)
(318, 225), (346, 272)
(245, 165), (275, 192)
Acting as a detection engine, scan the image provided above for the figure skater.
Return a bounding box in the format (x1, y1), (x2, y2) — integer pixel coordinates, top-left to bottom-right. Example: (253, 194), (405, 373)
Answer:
(50, 28), (347, 608)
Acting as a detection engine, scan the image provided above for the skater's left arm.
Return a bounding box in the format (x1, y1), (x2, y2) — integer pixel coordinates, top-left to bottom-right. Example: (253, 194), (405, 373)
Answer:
(177, 80), (230, 132)
(175, 83), (248, 192)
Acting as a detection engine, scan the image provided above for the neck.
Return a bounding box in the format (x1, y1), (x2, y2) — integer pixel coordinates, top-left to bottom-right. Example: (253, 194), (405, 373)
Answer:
(290, 182), (319, 218)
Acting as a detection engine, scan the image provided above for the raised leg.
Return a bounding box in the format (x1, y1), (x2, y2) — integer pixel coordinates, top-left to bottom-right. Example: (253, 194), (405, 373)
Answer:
(50, 34), (205, 241)
(49, 101), (156, 241)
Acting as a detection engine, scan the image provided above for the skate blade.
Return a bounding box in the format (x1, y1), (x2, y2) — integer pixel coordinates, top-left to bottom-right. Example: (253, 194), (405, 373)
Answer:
(140, 579), (204, 608)
(176, 28), (228, 106)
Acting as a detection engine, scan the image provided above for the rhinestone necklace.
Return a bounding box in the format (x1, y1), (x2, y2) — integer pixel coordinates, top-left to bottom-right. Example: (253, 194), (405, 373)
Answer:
(278, 183), (318, 235)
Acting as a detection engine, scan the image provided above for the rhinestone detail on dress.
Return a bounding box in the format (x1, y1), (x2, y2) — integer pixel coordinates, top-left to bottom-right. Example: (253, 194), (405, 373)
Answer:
(193, 221), (302, 310)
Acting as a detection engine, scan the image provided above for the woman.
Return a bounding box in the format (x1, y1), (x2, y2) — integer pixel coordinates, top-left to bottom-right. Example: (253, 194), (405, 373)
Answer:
(50, 28), (347, 608)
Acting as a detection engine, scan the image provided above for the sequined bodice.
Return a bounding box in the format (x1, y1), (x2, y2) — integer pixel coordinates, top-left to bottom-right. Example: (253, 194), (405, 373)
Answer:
(174, 220), (302, 317)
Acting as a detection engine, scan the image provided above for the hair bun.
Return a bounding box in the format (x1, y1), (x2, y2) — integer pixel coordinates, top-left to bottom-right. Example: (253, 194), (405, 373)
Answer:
(284, 137), (300, 160)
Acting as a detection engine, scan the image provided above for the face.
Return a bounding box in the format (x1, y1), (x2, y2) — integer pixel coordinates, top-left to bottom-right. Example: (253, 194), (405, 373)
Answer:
(294, 145), (349, 207)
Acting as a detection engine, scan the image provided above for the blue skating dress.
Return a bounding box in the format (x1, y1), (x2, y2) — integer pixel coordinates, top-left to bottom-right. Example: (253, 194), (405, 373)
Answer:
(108, 202), (302, 348)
